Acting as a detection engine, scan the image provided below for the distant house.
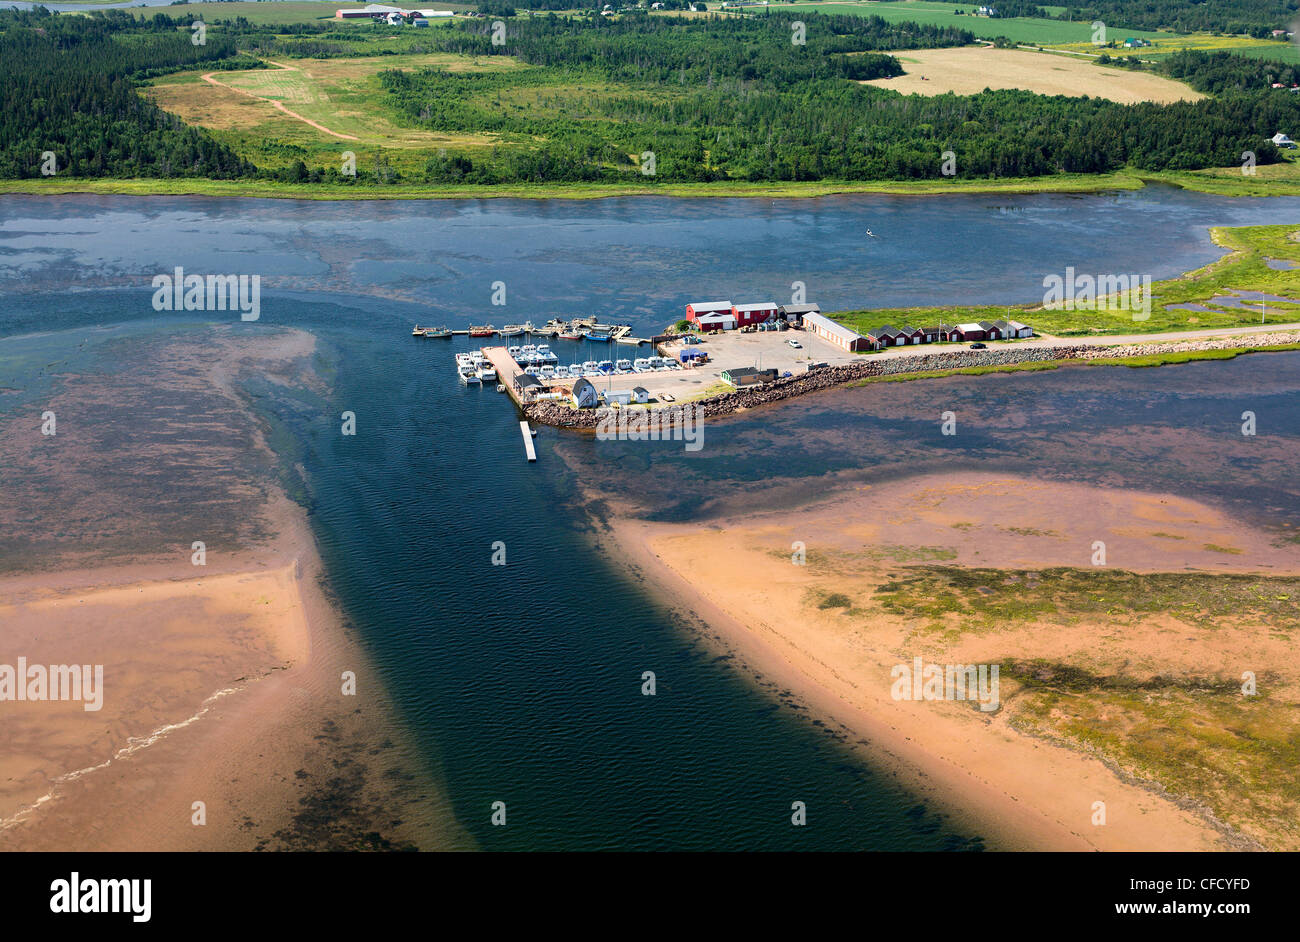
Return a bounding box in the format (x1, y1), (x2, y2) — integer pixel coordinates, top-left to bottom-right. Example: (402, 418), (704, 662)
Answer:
(722, 367), (778, 388)
(804, 312), (871, 351)
(1273, 132), (1298, 149)
(977, 320), (1003, 340)
(572, 377), (600, 408)
(411, 17), (429, 26)
(975, 5), (997, 16)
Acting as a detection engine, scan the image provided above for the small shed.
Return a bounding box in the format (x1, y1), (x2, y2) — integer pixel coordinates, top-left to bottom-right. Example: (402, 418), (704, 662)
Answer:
(572, 377), (599, 408)
(606, 389), (633, 406)
(631, 386), (650, 403)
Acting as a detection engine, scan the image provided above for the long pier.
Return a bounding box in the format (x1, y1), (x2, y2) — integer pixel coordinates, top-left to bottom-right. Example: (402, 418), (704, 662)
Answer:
(433, 321), (651, 345)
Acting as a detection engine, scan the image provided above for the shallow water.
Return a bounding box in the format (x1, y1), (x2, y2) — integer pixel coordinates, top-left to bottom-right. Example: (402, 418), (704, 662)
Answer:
(3, 188), (1299, 849)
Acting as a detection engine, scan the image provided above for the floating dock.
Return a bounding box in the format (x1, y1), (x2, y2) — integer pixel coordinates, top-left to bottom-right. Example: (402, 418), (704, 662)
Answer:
(427, 320), (648, 344)
(520, 421), (537, 462)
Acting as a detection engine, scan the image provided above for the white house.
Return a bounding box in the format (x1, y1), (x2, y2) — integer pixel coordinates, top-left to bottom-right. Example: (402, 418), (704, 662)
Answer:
(1273, 132), (1297, 149)
(631, 386), (650, 404)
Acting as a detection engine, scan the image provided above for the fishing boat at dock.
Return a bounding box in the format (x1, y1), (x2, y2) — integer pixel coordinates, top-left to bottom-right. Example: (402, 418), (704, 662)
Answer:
(468, 325), (496, 337)
(424, 326), (452, 338)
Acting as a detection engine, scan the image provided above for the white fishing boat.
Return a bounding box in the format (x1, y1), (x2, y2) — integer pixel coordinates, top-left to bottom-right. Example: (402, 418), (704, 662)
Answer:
(615, 359), (633, 373)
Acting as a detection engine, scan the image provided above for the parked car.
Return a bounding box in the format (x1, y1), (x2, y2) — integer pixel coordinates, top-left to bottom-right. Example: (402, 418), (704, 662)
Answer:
(788, 339), (802, 348)
(969, 342), (987, 350)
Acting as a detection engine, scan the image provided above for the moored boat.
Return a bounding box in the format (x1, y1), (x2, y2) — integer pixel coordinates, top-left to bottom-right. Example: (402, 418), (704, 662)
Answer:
(468, 325), (496, 337)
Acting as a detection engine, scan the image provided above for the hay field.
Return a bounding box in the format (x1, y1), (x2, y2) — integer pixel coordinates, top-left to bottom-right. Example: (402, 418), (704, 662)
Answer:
(146, 54), (516, 156)
(863, 46), (1205, 103)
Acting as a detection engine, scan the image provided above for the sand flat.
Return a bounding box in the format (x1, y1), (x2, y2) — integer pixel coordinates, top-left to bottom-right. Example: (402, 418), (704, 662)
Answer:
(864, 47), (1205, 104)
(0, 325), (469, 850)
(609, 473), (1300, 850)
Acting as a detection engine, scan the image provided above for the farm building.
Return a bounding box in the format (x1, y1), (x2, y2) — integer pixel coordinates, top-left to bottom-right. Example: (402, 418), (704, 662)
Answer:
(804, 312), (871, 351)
(722, 367), (778, 388)
(336, 6), (453, 19)
(732, 301), (778, 327)
(779, 303), (820, 325)
(572, 377), (600, 409)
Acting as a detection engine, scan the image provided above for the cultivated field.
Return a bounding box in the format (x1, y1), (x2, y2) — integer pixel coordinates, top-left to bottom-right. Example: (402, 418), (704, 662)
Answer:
(863, 46), (1205, 103)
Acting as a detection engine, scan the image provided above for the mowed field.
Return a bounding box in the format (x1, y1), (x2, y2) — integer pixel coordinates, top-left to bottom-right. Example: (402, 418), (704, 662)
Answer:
(146, 54), (520, 168)
(863, 46), (1205, 103)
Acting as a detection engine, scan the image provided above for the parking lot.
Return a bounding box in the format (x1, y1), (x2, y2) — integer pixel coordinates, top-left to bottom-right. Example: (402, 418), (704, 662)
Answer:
(591, 326), (860, 402)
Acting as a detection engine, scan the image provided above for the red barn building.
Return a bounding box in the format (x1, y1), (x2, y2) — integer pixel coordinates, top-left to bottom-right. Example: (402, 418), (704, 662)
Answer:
(732, 301), (778, 327)
(685, 300), (736, 332)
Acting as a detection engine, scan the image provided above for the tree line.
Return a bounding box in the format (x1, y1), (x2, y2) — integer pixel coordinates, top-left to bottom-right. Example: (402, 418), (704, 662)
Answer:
(0, 9), (254, 179)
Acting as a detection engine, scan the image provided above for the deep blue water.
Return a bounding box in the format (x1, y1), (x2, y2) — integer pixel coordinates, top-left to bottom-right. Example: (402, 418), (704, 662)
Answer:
(3, 188), (1300, 850)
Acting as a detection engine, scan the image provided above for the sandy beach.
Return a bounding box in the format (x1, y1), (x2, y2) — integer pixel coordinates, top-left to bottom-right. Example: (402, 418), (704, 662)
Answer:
(0, 325), (469, 851)
(603, 473), (1300, 851)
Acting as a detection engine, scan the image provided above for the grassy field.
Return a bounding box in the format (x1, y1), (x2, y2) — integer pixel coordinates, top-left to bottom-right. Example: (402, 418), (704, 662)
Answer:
(834, 223), (1300, 337)
(0, 172), (1148, 200)
(145, 52), (520, 173)
(780, 1), (1170, 45)
(866, 46), (1203, 102)
(1051, 32), (1300, 66)
(870, 564), (1300, 847)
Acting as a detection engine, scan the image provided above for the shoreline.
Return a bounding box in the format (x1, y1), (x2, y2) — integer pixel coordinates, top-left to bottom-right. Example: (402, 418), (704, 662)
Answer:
(525, 329), (1300, 430)
(599, 474), (1289, 851)
(5, 169), (1300, 202)
(0, 488), (470, 852)
(0, 173), (1158, 203)
(0, 324), (470, 851)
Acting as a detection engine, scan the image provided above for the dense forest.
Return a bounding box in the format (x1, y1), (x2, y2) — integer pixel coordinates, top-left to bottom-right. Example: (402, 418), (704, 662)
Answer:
(1058, 0), (1299, 34)
(1161, 47), (1300, 93)
(375, 14), (1295, 183)
(0, 9), (255, 179)
(4, 9), (1300, 185)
